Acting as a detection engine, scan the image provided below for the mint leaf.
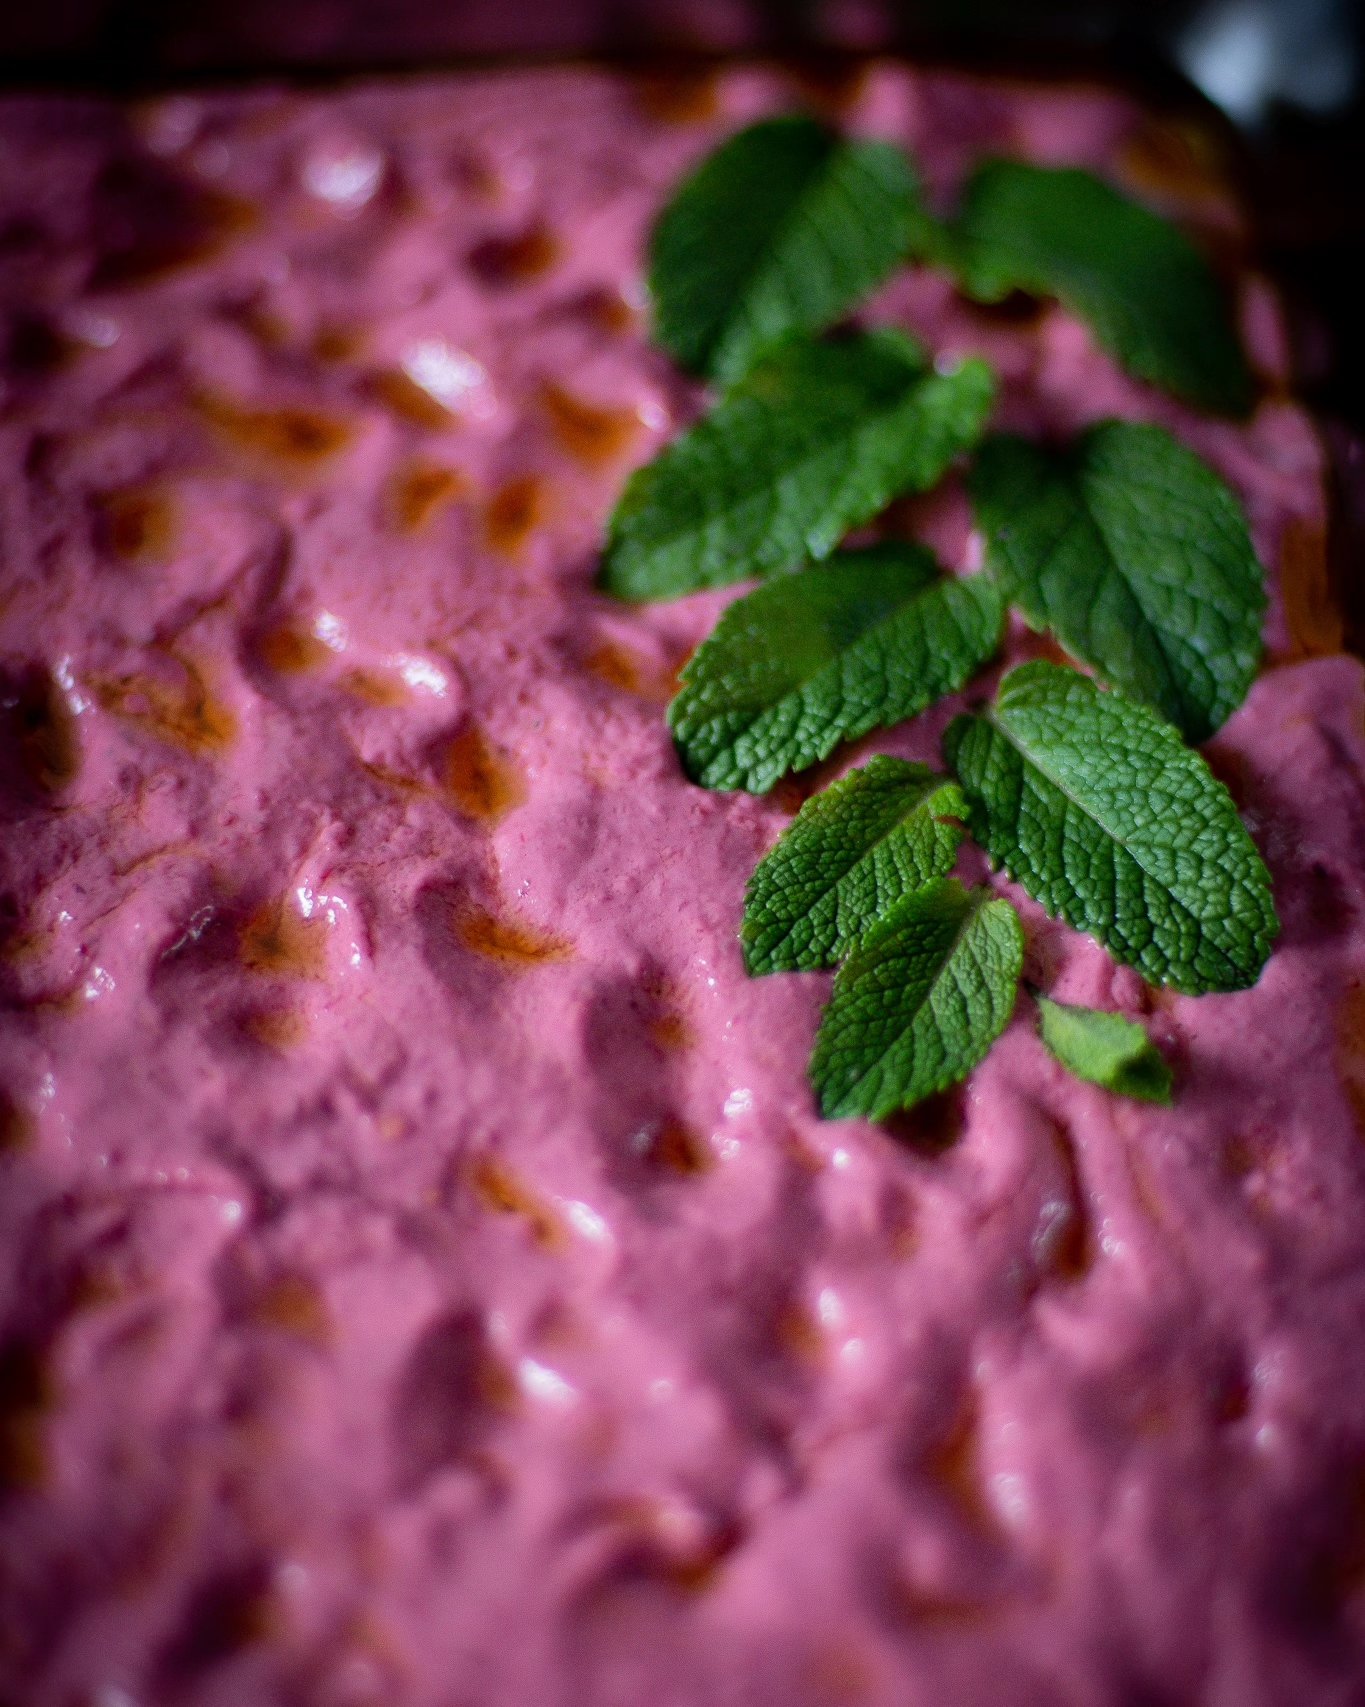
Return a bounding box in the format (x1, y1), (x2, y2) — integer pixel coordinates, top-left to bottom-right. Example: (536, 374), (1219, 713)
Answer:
(649, 116), (933, 385)
(1036, 996), (1172, 1103)
(944, 662), (1277, 993)
(742, 757), (966, 974)
(969, 423), (1265, 741)
(668, 543), (1002, 792)
(953, 160), (1252, 416)
(810, 879), (1023, 1120)
(598, 332), (996, 602)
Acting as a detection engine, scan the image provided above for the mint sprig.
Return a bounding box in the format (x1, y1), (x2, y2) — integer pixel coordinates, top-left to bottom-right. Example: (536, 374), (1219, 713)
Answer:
(742, 758), (966, 974)
(668, 544), (1002, 792)
(599, 332), (994, 601)
(945, 662), (1277, 994)
(596, 112), (1278, 1124)
(649, 115), (934, 385)
(1036, 996), (1173, 1103)
(951, 159), (1253, 416)
(969, 423), (1265, 741)
(810, 879), (1024, 1120)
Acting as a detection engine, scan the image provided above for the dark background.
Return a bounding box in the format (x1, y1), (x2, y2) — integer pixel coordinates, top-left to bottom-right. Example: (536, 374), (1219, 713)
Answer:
(2, 0), (1361, 581)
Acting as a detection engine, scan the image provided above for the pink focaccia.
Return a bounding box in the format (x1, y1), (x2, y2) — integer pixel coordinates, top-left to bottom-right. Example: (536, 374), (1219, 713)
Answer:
(1, 59), (1363, 1707)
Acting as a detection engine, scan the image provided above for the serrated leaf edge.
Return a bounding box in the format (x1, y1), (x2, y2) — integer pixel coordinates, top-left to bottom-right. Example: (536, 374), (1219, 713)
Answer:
(945, 668), (1278, 994)
(811, 881), (1025, 1120)
(740, 760), (967, 974)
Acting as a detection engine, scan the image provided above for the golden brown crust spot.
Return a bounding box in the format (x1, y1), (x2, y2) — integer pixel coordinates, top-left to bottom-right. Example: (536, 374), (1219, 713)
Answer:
(388, 461), (467, 533)
(589, 1498), (743, 1594)
(199, 395), (352, 468)
(251, 1275), (334, 1346)
(634, 69), (722, 125)
(240, 1005), (309, 1050)
(236, 303), (291, 350)
(783, 1131), (827, 1175)
(581, 640), (680, 705)
(637, 966), (695, 1051)
(1280, 516), (1344, 659)
(648, 1117), (714, 1176)
(367, 369), (458, 430)
(776, 1301), (826, 1364)
(340, 668), (408, 707)
(924, 1393), (996, 1534)
(576, 287), (640, 336)
(1117, 116), (1235, 215)
(647, 1009), (694, 1053)
(91, 656), (235, 754)
(444, 723), (525, 822)
(541, 385), (639, 467)
(470, 1157), (565, 1250)
(256, 624), (331, 675)
(357, 757), (430, 797)
(311, 324), (365, 364)
(239, 901), (329, 980)
(652, 1519), (742, 1592)
(768, 777), (813, 817)
(455, 906), (571, 967)
(483, 474), (547, 557)
(101, 487), (177, 563)
(469, 224), (559, 286)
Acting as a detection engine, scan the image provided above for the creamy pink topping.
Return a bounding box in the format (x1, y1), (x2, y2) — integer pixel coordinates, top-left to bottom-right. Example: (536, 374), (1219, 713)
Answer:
(1, 62), (1363, 1707)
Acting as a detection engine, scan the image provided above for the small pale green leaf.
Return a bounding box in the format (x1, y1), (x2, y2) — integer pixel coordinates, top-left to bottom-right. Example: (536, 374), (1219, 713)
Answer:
(944, 662), (1277, 994)
(810, 878), (1024, 1120)
(649, 115), (934, 384)
(668, 543), (1002, 792)
(952, 160), (1252, 415)
(1035, 996), (1173, 1103)
(969, 423), (1265, 741)
(742, 757), (967, 974)
(598, 331), (996, 602)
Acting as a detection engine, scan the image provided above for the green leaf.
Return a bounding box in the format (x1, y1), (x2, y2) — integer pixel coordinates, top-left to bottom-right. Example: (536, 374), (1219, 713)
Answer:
(1035, 996), (1173, 1103)
(649, 115), (934, 385)
(944, 662), (1277, 994)
(810, 879), (1024, 1120)
(742, 757), (967, 974)
(668, 543), (1003, 792)
(969, 423), (1265, 741)
(952, 160), (1253, 416)
(598, 331), (996, 602)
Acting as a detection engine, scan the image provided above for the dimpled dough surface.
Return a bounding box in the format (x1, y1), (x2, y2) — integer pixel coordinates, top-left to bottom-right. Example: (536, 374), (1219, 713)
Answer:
(1, 60), (1364, 1707)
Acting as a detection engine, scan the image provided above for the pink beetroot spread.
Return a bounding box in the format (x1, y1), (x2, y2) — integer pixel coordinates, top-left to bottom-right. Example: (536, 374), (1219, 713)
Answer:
(1, 60), (1364, 1707)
